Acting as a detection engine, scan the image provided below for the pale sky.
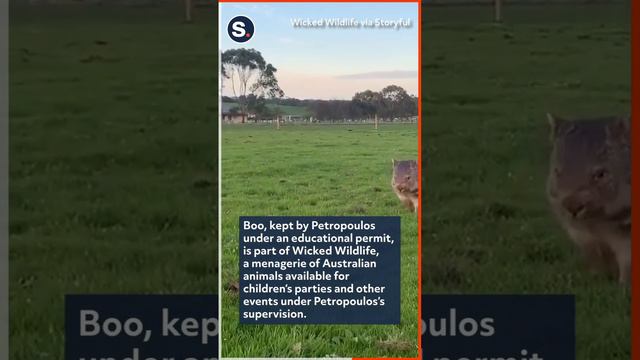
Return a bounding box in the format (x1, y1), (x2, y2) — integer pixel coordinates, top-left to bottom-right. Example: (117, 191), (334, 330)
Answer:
(220, 2), (419, 100)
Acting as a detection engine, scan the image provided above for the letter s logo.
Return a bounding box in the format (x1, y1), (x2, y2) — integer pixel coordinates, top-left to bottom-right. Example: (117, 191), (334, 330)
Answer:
(231, 21), (246, 38)
(228, 16), (254, 43)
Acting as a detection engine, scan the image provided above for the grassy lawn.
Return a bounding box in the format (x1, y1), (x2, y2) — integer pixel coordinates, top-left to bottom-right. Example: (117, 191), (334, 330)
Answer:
(9, 5), (218, 359)
(422, 3), (631, 359)
(221, 124), (419, 357)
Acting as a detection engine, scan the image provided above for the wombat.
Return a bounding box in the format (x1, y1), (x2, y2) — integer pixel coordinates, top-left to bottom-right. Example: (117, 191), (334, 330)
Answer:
(392, 159), (419, 212)
(546, 113), (631, 284)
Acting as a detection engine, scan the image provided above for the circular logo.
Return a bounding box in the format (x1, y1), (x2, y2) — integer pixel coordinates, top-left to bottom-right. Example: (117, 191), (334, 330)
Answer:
(228, 16), (254, 43)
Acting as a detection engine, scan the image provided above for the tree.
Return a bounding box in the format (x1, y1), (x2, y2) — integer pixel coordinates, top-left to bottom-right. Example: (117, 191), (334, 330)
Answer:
(251, 63), (285, 125)
(220, 50), (226, 93)
(381, 85), (405, 119)
(221, 49), (283, 123)
(244, 94), (272, 122)
(352, 90), (383, 120)
(380, 85), (416, 120)
(252, 63), (284, 100)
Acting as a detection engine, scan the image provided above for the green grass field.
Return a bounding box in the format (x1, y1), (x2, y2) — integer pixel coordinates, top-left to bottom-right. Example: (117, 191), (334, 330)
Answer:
(221, 124), (419, 357)
(9, 5), (218, 359)
(7, 2), (632, 359)
(423, 4), (631, 359)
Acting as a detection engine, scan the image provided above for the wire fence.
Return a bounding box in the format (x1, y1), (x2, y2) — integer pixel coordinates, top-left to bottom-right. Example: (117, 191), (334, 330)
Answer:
(223, 117), (419, 127)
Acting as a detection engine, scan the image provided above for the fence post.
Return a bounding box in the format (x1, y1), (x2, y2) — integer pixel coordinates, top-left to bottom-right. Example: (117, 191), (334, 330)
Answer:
(185, 0), (193, 23)
(494, 0), (502, 23)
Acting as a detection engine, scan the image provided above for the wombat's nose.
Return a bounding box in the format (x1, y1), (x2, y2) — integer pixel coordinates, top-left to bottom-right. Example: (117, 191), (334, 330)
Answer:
(562, 197), (587, 218)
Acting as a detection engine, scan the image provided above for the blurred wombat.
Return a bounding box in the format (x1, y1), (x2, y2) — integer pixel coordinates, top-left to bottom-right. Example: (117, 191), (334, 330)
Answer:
(546, 114), (631, 285)
(392, 159), (419, 212)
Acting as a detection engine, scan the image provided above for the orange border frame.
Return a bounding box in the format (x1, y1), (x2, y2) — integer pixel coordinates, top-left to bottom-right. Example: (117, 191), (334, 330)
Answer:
(218, 1), (423, 360)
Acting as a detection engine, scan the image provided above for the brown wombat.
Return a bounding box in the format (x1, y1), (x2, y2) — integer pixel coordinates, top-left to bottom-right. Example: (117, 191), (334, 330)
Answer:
(392, 159), (419, 212)
(546, 113), (631, 284)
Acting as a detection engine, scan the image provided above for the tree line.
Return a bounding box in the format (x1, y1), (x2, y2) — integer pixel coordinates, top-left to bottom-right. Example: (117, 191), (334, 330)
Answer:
(222, 85), (417, 122)
(221, 48), (417, 122)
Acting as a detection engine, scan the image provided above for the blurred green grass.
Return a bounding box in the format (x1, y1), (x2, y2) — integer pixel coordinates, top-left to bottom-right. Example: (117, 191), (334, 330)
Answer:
(422, 3), (631, 359)
(10, 5), (218, 358)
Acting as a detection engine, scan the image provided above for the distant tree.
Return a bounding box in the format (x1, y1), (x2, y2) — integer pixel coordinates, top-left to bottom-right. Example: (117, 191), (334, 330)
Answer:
(407, 95), (418, 118)
(252, 63), (284, 100)
(380, 85), (416, 120)
(244, 94), (277, 121)
(222, 48), (284, 123)
(220, 51), (226, 93)
(253, 85), (415, 123)
(251, 63), (285, 123)
(311, 101), (331, 121)
(353, 90), (383, 120)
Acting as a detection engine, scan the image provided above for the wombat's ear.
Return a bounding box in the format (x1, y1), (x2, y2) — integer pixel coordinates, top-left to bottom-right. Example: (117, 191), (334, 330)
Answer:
(547, 113), (570, 140)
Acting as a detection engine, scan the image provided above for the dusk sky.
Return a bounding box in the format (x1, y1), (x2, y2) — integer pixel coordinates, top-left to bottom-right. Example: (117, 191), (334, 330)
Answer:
(219, 2), (419, 100)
